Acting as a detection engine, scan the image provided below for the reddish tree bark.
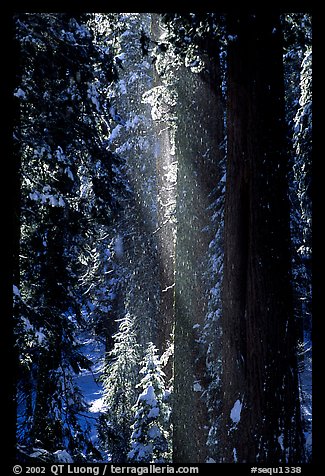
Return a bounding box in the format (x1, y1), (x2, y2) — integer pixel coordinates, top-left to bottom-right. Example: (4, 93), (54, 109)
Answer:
(219, 12), (304, 463)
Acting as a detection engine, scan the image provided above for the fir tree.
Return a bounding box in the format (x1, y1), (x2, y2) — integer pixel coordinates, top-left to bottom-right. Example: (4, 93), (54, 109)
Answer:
(99, 313), (140, 462)
(14, 12), (119, 460)
(128, 343), (171, 463)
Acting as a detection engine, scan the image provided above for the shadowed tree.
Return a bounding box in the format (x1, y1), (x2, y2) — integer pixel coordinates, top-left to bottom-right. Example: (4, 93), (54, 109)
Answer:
(171, 16), (224, 463)
(219, 12), (304, 463)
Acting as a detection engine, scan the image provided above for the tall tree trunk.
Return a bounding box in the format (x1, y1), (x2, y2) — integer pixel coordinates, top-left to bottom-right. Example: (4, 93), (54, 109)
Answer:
(151, 14), (176, 372)
(219, 12), (304, 463)
(173, 40), (223, 463)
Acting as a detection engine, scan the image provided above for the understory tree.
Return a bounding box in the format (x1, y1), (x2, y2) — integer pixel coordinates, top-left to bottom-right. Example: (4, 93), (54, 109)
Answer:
(98, 313), (140, 462)
(128, 343), (171, 463)
(14, 12), (120, 460)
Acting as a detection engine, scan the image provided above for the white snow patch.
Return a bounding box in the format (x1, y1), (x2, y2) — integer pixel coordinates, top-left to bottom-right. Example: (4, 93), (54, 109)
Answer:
(109, 124), (123, 142)
(141, 60), (151, 70)
(115, 52), (126, 61)
(58, 197), (65, 207)
(129, 442), (153, 460)
(29, 191), (40, 201)
(30, 448), (49, 459)
(230, 399), (242, 424)
(89, 396), (106, 413)
(125, 115), (141, 130)
(118, 79), (127, 95)
(206, 457), (216, 463)
(138, 385), (157, 406)
(56, 146), (66, 162)
(115, 141), (133, 154)
(193, 381), (203, 392)
(13, 285), (21, 297)
(22, 317), (33, 332)
(114, 234), (124, 257)
(14, 88), (26, 99)
(147, 407), (159, 419)
(87, 82), (100, 111)
(148, 425), (161, 439)
(164, 163), (177, 184)
(73, 332), (106, 447)
(49, 195), (59, 207)
(128, 72), (139, 84)
(193, 324), (200, 329)
(29, 190), (65, 208)
(54, 450), (74, 463)
(163, 389), (171, 400)
(278, 434), (284, 450)
(137, 137), (149, 151)
(131, 428), (142, 439)
(35, 330), (46, 345)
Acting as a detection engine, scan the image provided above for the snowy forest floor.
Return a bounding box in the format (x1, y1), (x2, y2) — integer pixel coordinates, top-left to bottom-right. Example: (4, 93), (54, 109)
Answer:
(75, 333), (107, 460)
(75, 332), (312, 462)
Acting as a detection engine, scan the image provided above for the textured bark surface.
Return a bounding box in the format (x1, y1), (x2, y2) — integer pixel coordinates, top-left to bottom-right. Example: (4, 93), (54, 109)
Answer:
(151, 15), (176, 364)
(220, 13), (304, 463)
(173, 43), (223, 463)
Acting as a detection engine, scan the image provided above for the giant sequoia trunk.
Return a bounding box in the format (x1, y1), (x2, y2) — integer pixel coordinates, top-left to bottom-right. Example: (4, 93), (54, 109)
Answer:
(219, 13), (304, 463)
(173, 41), (223, 463)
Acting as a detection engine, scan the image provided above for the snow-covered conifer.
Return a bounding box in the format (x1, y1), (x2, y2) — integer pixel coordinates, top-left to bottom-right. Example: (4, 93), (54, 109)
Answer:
(99, 313), (140, 462)
(128, 343), (171, 463)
